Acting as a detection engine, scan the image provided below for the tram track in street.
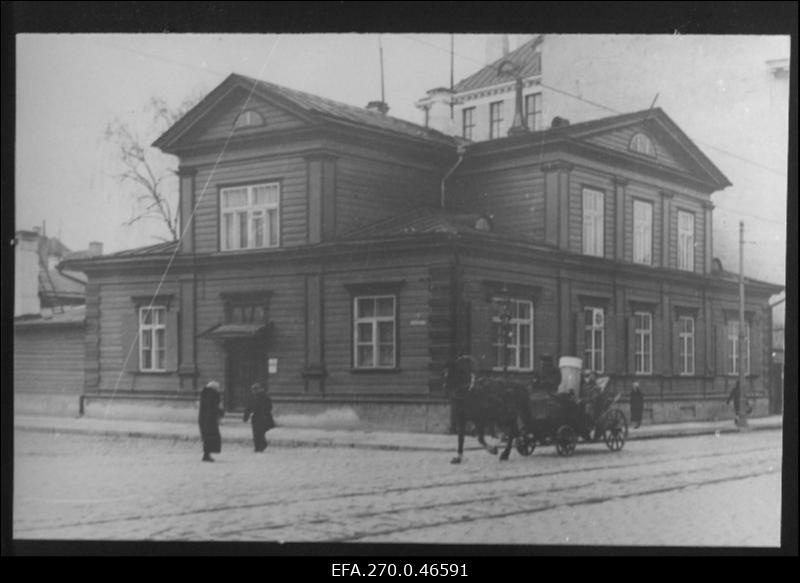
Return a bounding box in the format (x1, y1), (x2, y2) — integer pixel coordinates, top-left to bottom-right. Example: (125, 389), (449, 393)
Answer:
(14, 440), (780, 539)
(333, 465), (783, 542)
(222, 452), (781, 540)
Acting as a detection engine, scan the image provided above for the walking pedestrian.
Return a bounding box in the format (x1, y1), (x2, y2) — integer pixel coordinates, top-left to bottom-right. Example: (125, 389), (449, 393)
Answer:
(198, 380), (224, 462)
(726, 381), (751, 424)
(243, 383), (275, 452)
(630, 382), (644, 429)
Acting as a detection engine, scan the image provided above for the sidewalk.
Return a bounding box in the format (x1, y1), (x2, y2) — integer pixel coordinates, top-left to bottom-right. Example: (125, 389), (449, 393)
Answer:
(13, 413), (783, 452)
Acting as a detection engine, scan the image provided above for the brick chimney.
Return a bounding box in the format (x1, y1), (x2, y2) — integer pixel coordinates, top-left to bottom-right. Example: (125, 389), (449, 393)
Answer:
(415, 87), (454, 135)
(366, 100), (390, 115)
(89, 241), (104, 256)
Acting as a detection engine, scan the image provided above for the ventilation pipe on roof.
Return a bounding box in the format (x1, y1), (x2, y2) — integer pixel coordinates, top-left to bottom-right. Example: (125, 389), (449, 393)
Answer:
(366, 100), (390, 115)
(441, 145), (466, 209)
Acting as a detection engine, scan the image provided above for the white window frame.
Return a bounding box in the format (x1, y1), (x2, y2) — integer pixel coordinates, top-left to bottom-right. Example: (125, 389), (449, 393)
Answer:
(584, 307), (605, 373)
(629, 132), (656, 157)
(678, 210), (695, 271)
(679, 315), (695, 375)
(634, 311), (653, 375)
(491, 299), (534, 371)
(462, 107), (475, 140)
(582, 188), (605, 257)
(727, 320), (750, 376)
(489, 101), (503, 139)
(139, 306), (166, 372)
(633, 199), (653, 265)
(354, 295), (396, 370)
(233, 110), (264, 129)
(524, 93), (542, 131)
(220, 183), (280, 251)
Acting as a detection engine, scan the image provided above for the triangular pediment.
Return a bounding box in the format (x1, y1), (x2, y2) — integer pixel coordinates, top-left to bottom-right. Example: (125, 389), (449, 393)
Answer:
(567, 109), (731, 190)
(153, 75), (319, 153)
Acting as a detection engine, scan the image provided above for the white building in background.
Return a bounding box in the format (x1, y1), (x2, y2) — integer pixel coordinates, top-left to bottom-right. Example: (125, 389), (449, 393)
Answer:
(417, 34), (789, 289)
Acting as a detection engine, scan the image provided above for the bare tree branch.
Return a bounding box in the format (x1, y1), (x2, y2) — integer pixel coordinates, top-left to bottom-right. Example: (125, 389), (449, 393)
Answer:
(105, 94), (201, 243)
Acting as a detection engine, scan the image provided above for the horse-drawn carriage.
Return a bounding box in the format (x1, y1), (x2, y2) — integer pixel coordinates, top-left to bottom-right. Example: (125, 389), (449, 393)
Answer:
(448, 355), (628, 462)
(514, 373), (628, 457)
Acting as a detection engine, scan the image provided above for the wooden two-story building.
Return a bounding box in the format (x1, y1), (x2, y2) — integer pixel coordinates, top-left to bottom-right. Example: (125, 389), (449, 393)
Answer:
(66, 74), (781, 431)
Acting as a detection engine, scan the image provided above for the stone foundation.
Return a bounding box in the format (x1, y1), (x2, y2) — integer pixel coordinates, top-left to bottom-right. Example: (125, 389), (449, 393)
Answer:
(74, 393), (452, 433)
(18, 390), (772, 433)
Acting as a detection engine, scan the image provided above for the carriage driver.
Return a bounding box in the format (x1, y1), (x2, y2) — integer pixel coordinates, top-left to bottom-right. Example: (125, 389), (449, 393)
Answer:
(532, 354), (562, 394)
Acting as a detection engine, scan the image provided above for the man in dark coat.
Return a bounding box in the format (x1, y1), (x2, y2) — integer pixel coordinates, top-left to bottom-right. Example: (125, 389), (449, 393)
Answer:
(630, 382), (644, 429)
(198, 380), (224, 462)
(726, 381), (751, 424)
(532, 354), (562, 393)
(243, 382), (275, 452)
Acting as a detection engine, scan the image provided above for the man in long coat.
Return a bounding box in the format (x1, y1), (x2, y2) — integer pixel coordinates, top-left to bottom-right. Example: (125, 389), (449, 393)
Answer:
(243, 383), (275, 452)
(198, 380), (224, 462)
(630, 382), (644, 429)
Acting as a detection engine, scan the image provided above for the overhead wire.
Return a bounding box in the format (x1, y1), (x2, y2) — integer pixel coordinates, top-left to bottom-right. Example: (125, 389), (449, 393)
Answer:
(103, 37), (283, 418)
(398, 34), (789, 178)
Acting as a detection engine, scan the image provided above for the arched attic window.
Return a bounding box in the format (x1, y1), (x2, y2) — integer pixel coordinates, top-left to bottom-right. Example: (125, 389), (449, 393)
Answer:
(629, 132), (656, 158)
(233, 110), (265, 130)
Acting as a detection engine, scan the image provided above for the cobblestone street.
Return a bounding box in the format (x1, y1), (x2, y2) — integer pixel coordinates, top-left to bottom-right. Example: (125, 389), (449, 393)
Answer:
(13, 429), (782, 547)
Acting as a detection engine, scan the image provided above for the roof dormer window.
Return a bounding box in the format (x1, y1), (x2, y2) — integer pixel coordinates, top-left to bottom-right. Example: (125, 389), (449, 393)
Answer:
(629, 132), (656, 158)
(233, 110), (265, 129)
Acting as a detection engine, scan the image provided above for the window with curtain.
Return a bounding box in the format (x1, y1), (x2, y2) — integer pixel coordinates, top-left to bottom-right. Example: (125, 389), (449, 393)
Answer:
(633, 199), (653, 265)
(584, 307), (605, 372)
(354, 295), (396, 369)
(139, 306), (166, 372)
(582, 188), (605, 258)
(678, 210), (695, 271)
(220, 183), (280, 251)
(491, 299), (534, 371)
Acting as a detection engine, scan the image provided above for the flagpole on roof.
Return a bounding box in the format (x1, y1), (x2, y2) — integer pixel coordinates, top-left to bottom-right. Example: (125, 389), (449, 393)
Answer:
(450, 34), (454, 120)
(379, 34), (385, 106)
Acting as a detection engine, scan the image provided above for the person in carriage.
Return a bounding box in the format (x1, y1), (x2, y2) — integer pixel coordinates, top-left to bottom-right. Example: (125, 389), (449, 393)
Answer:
(532, 354), (561, 394)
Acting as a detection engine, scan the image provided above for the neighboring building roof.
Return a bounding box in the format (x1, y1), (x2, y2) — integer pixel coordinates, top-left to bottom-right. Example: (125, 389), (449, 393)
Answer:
(14, 305), (86, 328)
(453, 35), (544, 93)
(44, 236), (71, 258)
(154, 73), (461, 153)
(105, 240), (180, 257)
(465, 107), (732, 190)
(39, 267), (85, 299)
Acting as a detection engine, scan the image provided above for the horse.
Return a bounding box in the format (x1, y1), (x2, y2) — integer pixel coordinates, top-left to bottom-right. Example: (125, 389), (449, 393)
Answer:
(445, 355), (533, 464)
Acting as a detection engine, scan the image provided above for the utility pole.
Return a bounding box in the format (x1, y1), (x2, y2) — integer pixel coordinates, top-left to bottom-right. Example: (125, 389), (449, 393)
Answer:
(738, 221), (748, 428)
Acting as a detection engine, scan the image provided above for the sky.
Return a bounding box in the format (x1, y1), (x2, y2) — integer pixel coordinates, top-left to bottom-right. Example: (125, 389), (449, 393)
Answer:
(15, 33), (790, 291)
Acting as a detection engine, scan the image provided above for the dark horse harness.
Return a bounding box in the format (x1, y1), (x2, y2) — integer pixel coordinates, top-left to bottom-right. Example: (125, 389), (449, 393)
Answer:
(448, 357), (532, 464)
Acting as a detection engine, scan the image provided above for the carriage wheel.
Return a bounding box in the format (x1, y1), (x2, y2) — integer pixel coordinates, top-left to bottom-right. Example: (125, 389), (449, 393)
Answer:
(516, 432), (536, 456)
(603, 409), (628, 451)
(555, 425), (577, 457)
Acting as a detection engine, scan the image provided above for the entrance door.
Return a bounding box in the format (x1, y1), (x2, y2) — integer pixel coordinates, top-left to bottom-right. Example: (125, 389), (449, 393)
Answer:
(225, 339), (269, 411)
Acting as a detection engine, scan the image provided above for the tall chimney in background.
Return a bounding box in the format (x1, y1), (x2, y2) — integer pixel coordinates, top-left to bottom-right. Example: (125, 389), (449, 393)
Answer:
(14, 230), (42, 317)
(485, 34), (510, 65)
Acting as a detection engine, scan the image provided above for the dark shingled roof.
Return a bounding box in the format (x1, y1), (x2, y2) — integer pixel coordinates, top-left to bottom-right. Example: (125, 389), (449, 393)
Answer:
(453, 36), (543, 93)
(234, 73), (460, 147)
(15, 305), (86, 327)
(106, 241), (179, 257)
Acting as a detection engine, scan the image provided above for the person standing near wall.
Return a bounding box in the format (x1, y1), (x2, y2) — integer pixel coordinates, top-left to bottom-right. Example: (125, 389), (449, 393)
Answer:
(243, 382), (275, 452)
(630, 382), (644, 429)
(199, 380), (224, 462)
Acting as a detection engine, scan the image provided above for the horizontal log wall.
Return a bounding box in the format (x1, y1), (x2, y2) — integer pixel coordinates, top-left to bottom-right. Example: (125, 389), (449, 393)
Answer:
(14, 326), (85, 393)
